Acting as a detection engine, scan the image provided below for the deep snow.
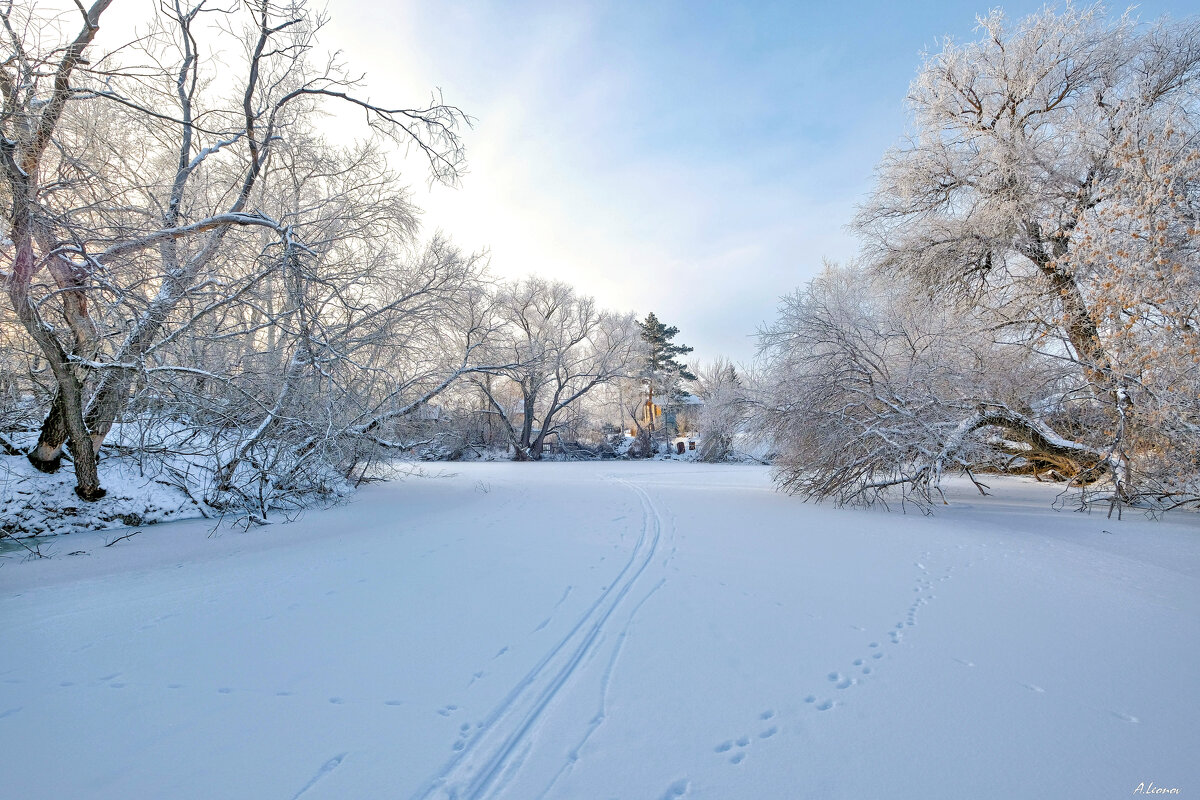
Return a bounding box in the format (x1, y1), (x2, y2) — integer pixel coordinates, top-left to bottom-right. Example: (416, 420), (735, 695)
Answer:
(2, 463), (1198, 799)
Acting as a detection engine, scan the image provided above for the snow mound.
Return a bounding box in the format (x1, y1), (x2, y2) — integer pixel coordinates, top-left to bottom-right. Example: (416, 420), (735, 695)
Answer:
(0, 454), (201, 538)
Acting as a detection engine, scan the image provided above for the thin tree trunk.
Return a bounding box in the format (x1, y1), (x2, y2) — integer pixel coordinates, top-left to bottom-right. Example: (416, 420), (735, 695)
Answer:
(514, 389), (536, 460)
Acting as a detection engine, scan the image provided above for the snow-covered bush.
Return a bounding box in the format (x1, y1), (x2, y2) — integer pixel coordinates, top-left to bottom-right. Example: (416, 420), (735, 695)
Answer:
(694, 359), (747, 463)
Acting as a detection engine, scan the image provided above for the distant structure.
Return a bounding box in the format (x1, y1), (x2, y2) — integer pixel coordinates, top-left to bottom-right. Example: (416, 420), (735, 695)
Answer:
(630, 388), (703, 447)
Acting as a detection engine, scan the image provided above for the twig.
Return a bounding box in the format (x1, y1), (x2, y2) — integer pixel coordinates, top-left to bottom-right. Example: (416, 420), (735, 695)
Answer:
(103, 529), (139, 547)
(1, 531), (50, 558)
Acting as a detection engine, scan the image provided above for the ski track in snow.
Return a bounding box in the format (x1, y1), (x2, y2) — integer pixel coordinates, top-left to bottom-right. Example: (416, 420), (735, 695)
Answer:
(289, 752), (348, 800)
(408, 478), (670, 800)
(535, 575), (667, 799)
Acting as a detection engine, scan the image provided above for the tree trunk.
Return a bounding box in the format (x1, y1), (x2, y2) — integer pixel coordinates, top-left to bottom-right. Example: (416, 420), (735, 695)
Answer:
(1042, 267), (1113, 382)
(29, 248), (103, 465)
(512, 390), (537, 461)
(529, 427), (548, 460)
(58, 376), (105, 501)
(29, 390), (68, 472)
(7, 246), (105, 499)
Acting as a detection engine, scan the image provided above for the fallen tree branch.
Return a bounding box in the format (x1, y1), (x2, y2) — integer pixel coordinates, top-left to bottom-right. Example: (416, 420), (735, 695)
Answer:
(103, 529), (139, 547)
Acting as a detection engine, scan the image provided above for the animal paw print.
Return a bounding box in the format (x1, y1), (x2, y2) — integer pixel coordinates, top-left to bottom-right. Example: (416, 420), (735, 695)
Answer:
(828, 672), (855, 690)
(453, 722), (471, 751)
(715, 734), (753, 765)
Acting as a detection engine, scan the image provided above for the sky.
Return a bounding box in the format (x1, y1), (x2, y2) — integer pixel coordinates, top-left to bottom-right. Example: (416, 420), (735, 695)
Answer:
(103, 0), (1200, 364)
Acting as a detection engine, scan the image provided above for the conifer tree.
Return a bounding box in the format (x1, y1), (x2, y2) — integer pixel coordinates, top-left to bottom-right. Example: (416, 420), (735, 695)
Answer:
(636, 313), (696, 401)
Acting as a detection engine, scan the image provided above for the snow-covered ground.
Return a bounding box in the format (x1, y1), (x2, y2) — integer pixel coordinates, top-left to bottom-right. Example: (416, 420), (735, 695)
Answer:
(2, 462), (1198, 799)
(0, 450), (202, 538)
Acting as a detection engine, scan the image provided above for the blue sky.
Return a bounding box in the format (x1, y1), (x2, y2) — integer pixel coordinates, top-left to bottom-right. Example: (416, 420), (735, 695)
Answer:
(318, 1), (1196, 362)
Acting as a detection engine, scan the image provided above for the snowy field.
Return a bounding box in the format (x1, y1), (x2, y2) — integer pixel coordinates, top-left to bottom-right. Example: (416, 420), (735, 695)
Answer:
(2, 462), (1198, 799)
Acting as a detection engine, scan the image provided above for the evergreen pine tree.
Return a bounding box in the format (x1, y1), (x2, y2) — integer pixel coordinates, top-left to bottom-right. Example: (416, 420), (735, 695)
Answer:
(637, 312), (696, 401)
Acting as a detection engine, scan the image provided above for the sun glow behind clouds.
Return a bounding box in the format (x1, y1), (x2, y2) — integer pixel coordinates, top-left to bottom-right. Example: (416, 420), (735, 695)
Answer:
(319, 0), (879, 362)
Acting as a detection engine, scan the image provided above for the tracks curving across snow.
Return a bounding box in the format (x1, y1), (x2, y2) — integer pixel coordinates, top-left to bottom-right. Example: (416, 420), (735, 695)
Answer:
(713, 552), (959, 764)
(409, 478), (670, 800)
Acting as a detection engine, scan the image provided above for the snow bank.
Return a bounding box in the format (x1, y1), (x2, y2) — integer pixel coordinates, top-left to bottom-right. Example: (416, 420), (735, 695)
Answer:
(1, 453), (200, 538)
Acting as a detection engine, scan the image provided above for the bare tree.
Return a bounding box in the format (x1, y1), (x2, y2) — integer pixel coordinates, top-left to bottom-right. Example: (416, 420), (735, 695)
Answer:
(757, 263), (1123, 509)
(1, 0), (115, 498)
(694, 358), (746, 462)
(472, 277), (640, 460)
(1, 0), (469, 499)
(847, 3), (1200, 505)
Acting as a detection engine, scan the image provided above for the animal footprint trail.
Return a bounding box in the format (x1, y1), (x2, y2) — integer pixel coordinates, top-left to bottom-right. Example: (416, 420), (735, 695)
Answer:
(715, 707), (783, 766)
(797, 555), (952, 719)
(453, 722), (472, 752)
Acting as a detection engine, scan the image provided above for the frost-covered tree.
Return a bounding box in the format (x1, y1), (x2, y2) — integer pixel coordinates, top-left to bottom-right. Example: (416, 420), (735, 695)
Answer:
(695, 358), (747, 462)
(845, 3), (1200, 506)
(472, 278), (640, 460)
(757, 264), (1116, 508)
(1065, 124), (1200, 502)
(1, 0), (470, 503)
